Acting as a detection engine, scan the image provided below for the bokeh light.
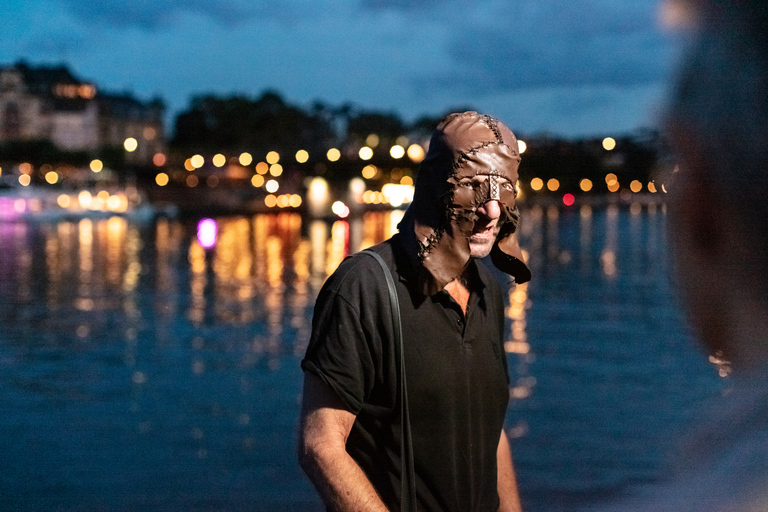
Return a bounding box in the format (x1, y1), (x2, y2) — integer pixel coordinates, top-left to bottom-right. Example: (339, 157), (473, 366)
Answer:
(295, 150), (309, 163)
(212, 154), (226, 167)
(359, 146), (374, 160)
(266, 151), (280, 164)
(407, 144), (425, 162)
(327, 148), (341, 162)
(265, 179), (279, 193)
(602, 137), (616, 151)
(251, 175), (265, 187)
(547, 178), (560, 192)
(90, 159), (103, 173)
(580, 179), (593, 192)
(362, 165), (377, 179)
(197, 218), (217, 249)
(155, 172), (169, 186)
(239, 152), (253, 166)
(517, 140), (527, 154)
(530, 178), (544, 191)
(332, 201), (350, 218)
(390, 145), (405, 159)
(366, 134), (380, 148)
(124, 137), (138, 152)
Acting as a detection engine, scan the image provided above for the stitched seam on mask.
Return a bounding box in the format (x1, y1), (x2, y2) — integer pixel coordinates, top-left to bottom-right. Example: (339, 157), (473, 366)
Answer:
(417, 228), (444, 263)
(453, 141), (499, 171)
(481, 114), (504, 144)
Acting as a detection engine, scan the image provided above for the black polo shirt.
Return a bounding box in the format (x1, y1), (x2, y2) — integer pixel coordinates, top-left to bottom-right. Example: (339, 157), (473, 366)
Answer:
(302, 233), (510, 512)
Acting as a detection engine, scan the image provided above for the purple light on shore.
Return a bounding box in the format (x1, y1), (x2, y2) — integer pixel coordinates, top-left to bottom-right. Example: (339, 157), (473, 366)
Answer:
(197, 218), (217, 249)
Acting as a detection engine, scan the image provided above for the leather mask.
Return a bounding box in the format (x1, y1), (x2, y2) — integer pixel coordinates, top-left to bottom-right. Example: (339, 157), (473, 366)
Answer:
(399, 111), (531, 295)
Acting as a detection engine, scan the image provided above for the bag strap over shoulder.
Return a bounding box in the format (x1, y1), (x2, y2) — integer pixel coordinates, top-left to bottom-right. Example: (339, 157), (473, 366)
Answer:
(362, 249), (416, 512)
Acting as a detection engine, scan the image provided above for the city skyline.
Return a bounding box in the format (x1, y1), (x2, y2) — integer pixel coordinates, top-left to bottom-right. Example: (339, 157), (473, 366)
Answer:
(2, 0), (687, 138)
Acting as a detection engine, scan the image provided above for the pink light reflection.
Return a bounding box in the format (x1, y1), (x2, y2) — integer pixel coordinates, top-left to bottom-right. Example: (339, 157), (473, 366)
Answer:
(197, 218), (217, 249)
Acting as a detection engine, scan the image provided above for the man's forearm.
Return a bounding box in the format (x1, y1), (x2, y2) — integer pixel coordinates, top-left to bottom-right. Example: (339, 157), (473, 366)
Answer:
(497, 430), (523, 512)
(300, 443), (389, 512)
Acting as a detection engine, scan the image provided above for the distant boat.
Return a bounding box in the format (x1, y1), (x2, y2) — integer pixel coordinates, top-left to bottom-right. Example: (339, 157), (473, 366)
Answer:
(0, 183), (177, 222)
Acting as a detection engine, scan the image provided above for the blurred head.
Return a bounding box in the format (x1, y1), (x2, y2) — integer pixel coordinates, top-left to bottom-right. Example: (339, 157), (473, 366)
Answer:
(666, 1), (768, 363)
(399, 111), (530, 294)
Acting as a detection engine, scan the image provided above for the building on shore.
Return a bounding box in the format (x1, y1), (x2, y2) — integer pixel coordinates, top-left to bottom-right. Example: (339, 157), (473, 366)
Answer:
(0, 61), (165, 166)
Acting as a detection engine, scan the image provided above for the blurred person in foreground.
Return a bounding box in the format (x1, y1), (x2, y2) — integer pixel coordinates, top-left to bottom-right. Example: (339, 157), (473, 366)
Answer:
(601, 1), (768, 510)
(299, 111), (530, 511)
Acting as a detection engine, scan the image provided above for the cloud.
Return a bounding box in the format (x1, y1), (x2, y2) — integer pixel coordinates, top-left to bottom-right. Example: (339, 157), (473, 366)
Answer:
(362, 0), (677, 93)
(54, 0), (309, 30)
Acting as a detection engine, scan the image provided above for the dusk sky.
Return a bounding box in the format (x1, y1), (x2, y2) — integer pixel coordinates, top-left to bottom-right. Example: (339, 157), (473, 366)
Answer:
(1, 0), (688, 138)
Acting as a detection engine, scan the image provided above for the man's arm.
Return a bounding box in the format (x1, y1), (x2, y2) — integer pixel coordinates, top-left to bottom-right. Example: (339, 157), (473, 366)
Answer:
(497, 429), (523, 512)
(298, 372), (389, 512)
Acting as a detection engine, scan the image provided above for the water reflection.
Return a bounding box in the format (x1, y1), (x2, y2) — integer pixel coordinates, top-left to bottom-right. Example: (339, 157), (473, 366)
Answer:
(0, 204), (724, 511)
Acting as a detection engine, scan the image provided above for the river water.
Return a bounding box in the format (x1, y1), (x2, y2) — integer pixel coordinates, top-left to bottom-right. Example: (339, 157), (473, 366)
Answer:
(0, 203), (724, 511)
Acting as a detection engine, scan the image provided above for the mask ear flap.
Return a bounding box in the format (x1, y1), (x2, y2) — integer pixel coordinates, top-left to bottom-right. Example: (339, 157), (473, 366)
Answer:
(491, 233), (531, 284)
(490, 206), (531, 284)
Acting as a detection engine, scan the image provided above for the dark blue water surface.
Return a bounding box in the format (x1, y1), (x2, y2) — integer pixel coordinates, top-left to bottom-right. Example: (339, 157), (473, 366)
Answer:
(0, 204), (724, 511)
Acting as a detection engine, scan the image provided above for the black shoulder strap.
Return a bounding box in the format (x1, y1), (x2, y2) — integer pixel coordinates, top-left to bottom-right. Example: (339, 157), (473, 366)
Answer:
(362, 249), (416, 512)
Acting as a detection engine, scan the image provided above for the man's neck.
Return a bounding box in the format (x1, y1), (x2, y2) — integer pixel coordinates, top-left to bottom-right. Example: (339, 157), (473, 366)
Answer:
(444, 269), (472, 315)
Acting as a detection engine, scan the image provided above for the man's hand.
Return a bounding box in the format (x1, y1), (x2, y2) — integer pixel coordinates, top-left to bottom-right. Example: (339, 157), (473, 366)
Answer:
(298, 373), (389, 512)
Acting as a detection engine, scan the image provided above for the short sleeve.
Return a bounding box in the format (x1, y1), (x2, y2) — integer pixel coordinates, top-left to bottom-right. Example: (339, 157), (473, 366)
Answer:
(301, 269), (378, 415)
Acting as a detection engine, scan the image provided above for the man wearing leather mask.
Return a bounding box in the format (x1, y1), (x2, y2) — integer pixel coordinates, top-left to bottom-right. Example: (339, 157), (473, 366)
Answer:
(299, 112), (529, 512)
